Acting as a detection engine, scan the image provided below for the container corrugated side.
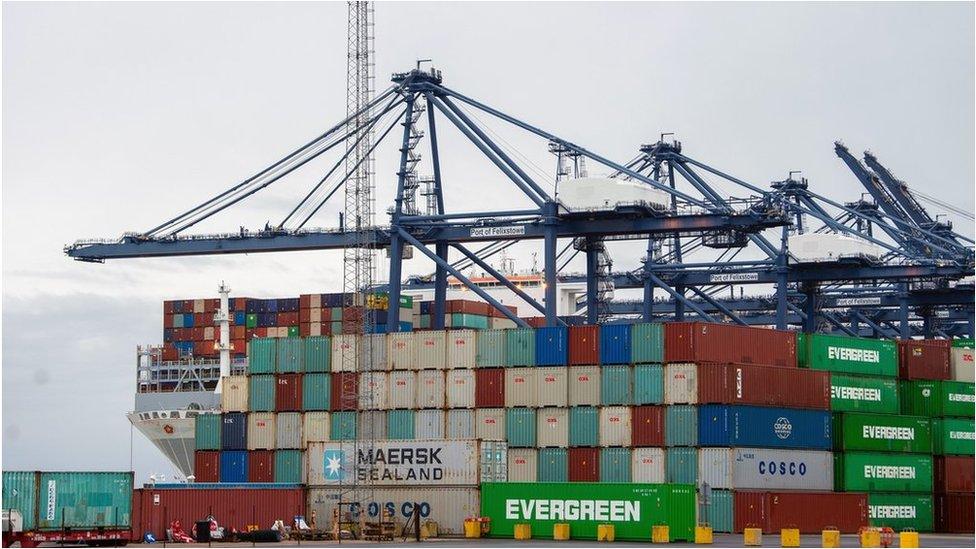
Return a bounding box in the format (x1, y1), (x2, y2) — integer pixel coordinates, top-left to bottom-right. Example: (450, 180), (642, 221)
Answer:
(248, 374), (275, 412)
(359, 410), (387, 441)
(194, 412), (221, 450)
(505, 328), (536, 366)
(536, 407), (569, 448)
(569, 406), (598, 447)
(666, 447), (697, 484)
(247, 412), (276, 450)
(537, 367), (568, 407)
(631, 322), (664, 363)
(900, 380), (976, 417)
(898, 339), (950, 380)
(599, 447), (632, 482)
(504, 367), (538, 407)
(665, 322), (796, 368)
(706, 489), (733, 533)
(508, 448), (538, 481)
(665, 405), (698, 446)
(830, 374), (899, 414)
(568, 365), (600, 406)
(330, 411), (357, 440)
(306, 440), (485, 486)
(599, 406), (632, 447)
(934, 455), (975, 493)
(386, 409), (415, 440)
(835, 452), (933, 492)
(932, 417), (975, 455)
(868, 493), (933, 532)
(358, 371), (389, 410)
(33, 472), (133, 529)
(447, 329), (476, 368)
(634, 364), (664, 404)
(476, 408), (506, 441)
(302, 373), (331, 411)
(698, 405), (832, 450)
(2, 471), (38, 530)
(302, 411), (330, 445)
(935, 493), (975, 533)
(833, 413), (932, 453)
(307, 486), (479, 536)
(416, 330), (447, 370)
(800, 333), (897, 376)
(220, 375), (249, 412)
(331, 334), (359, 372)
(415, 409), (445, 439)
(664, 363), (697, 404)
(416, 370), (446, 408)
(631, 448), (665, 483)
(734, 491), (868, 534)
(275, 412), (302, 449)
(698, 447), (833, 491)
(536, 326), (568, 366)
(274, 450), (305, 483)
(538, 448), (569, 481)
(476, 329), (506, 367)
(697, 363), (830, 409)
(600, 365), (633, 405)
(248, 338), (276, 374)
(506, 407), (537, 447)
(446, 409), (475, 439)
(447, 369), (477, 408)
(600, 324), (631, 365)
(951, 347), (975, 382)
(304, 336), (331, 372)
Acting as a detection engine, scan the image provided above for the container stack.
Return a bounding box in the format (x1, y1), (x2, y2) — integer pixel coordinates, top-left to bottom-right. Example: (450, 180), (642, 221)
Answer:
(418, 299), (518, 330)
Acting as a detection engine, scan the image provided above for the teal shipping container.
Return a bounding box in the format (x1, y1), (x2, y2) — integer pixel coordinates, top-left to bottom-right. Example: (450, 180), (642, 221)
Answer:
(276, 337), (303, 373)
(705, 489), (734, 533)
(569, 406), (599, 447)
(248, 374), (276, 412)
(302, 373), (331, 411)
(634, 364), (664, 405)
(507, 408), (537, 447)
(666, 447), (698, 484)
(538, 448), (569, 481)
(506, 328), (536, 366)
(600, 448), (632, 482)
(248, 338), (276, 374)
(631, 323), (664, 363)
(304, 336), (331, 372)
(194, 413), (221, 451)
(2, 471), (133, 531)
(601, 365), (633, 405)
(665, 405), (698, 446)
(477, 329), (507, 367)
(274, 450), (303, 483)
(331, 411), (357, 440)
(387, 410), (416, 440)
(452, 313), (489, 329)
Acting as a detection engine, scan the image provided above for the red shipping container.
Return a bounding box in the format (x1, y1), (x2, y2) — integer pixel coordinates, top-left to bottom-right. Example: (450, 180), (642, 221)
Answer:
(664, 322), (797, 368)
(163, 314), (174, 329)
(247, 450), (274, 483)
(331, 372), (358, 411)
(300, 309), (311, 323)
(190, 327), (204, 341)
(631, 406), (665, 446)
(276, 374), (303, 411)
(164, 301), (175, 314)
(194, 312), (207, 327)
(234, 297), (248, 311)
(447, 300), (491, 316)
(231, 326), (245, 340)
(194, 451), (219, 482)
(934, 456), (975, 494)
(568, 448), (599, 482)
(898, 339), (950, 380)
(204, 299), (217, 314)
(524, 317), (547, 328)
(568, 325), (600, 365)
(300, 294), (311, 309)
(935, 493), (975, 533)
(697, 363), (830, 409)
(300, 323), (311, 337)
(162, 344), (179, 361)
(475, 368), (505, 407)
(734, 491), (867, 534)
(232, 339), (246, 356)
(131, 486), (306, 540)
(489, 304), (518, 318)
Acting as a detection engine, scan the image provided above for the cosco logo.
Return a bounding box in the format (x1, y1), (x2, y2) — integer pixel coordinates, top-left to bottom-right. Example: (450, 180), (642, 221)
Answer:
(349, 502), (431, 519)
(758, 461), (807, 476)
(774, 417), (793, 439)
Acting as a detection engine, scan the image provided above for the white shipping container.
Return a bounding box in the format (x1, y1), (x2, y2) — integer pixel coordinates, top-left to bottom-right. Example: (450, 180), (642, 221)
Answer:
(303, 411), (330, 445)
(332, 334), (359, 372)
(358, 371), (390, 410)
(363, 334), (389, 371)
(306, 487), (480, 535)
(416, 331), (447, 370)
(505, 368), (538, 407)
(951, 347), (975, 382)
(599, 406), (632, 447)
(507, 449), (538, 482)
(568, 365), (601, 406)
(220, 375), (249, 412)
(476, 408), (505, 441)
(536, 407), (569, 448)
(664, 363), (698, 404)
(358, 410), (387, 441)
(309, 294), (321, 308)
(446, 329), (477, 368)
(698, 447), (834, 491)
(388, 333), (417, 370)
(537, 367), (568, 407)
(491, 317), (517, 330)
(631, 448), (666, 483)
(415, 410), (445, 439)
(309, 308), (322, 323)
(276, 412), (302, 449)
(446, 409), (475, 439)
(387, 371), (417, 409)
(445, 369), (475, 408)
(247, 412), (276, 450)
(417, 370), (446, 409)
(307, 440), (487, 486)
(204, 326), (215, 341)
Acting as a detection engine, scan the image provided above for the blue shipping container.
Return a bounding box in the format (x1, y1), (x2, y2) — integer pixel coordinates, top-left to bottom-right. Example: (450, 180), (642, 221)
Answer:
(698, 405), (832, 450)
(219, 451), (248, 482)
(220, 412), (247, 450)
(234, 311), (246, 325)
(535, 327), (568, 366)
(183, 313), (194, 327)
(599, 324), (632, 365)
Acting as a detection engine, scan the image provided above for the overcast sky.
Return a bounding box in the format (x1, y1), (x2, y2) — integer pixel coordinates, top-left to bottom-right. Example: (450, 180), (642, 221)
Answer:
(3, 2), (973, 481)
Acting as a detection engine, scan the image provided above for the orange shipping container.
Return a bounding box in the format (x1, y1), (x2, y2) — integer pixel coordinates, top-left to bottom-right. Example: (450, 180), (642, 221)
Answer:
(664, 322), (797, 367)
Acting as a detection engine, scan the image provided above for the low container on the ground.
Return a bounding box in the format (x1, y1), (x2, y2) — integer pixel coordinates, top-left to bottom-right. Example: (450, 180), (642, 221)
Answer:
(934, 493), (975, 533)
(867, 493), (934, 532)
(933, 455), (975, 493)
(306, 486), (479, 536)
(2, 471), (133, 531)
(733, 491), (868, 534)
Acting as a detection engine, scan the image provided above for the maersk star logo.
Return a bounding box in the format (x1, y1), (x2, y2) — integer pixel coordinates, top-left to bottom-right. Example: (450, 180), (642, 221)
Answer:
(324, 450), (344, 480)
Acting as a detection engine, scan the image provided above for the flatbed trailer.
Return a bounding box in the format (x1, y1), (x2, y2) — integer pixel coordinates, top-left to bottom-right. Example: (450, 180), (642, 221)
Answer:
(3, 528), (131, 547)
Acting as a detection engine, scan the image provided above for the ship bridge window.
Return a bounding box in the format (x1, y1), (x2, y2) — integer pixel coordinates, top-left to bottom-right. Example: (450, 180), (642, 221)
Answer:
(152, 412), (159, 419)
(187, 411), (198, 418)
(170, 411), (179, 418)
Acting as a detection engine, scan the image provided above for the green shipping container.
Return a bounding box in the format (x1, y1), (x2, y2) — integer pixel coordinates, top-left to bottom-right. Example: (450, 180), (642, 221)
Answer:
(601, 365), (633, 405)
(952, 338), (974, 349)
(704, 489), (733, 533)
(634, 364), (664, 405)
(477, 329), (507, 367)
(901, 380), (975, 418)
(302, 373), (331, 411)
(832, 413), (932, 453)
(387, 410), (416, 440)
(452, 313), (489, 329)
(248, 338), (276, 374)
(246, 313), (258, 328)
(569, 407), (599, 447)
(331, 411), (357, 440)
(2, 471), (133, 531)
(599, 448), (632, 482)
(506, 328), (536, 367)
(274, 450), (303, 483)
(830, 374), (900, 414)
(800, 333), (898, 377)
(304, 336), (332, 373)
(248, 374), (276, 412)
(330, 308), (343, 321)
(506, 408), (537, 447)
(538, 448), (568, 482)
(868, 493), (933, 532)
(932, 417), (975, 455)
(276, 337), (303, 372)
(419, 315), (431, 329)
(287, 326), (300, 337)
(481, 482), (696, 541)
(666, 448), (697, 484)
(665, 405), (698, 446)
(834, 452), (933, 493)
(194, 413), (221, 450)
(631, 323), (664, 363)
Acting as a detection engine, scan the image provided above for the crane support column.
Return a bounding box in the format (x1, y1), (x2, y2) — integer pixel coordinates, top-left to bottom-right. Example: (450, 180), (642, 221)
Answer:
(775, 226), (790, 330)
(387, 95), (416, 334)
(433, 242), (448, 329)
(585, 237), (599, 324)
(674, 285), (686, 321)
(642, 238), (655, 322)
(802, 283), (818, 333)
(544, 201), (558, 326)
(898, 282), (911, 339)
(922, 308), (934, 338)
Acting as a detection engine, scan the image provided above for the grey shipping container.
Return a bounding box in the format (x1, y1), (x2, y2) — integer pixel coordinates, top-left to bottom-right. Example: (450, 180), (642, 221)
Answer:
(276, 412), (303, 449)
(698, 447), (834, 491)
(477, 329), (507, 367)
(446, 409), (475, 439)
